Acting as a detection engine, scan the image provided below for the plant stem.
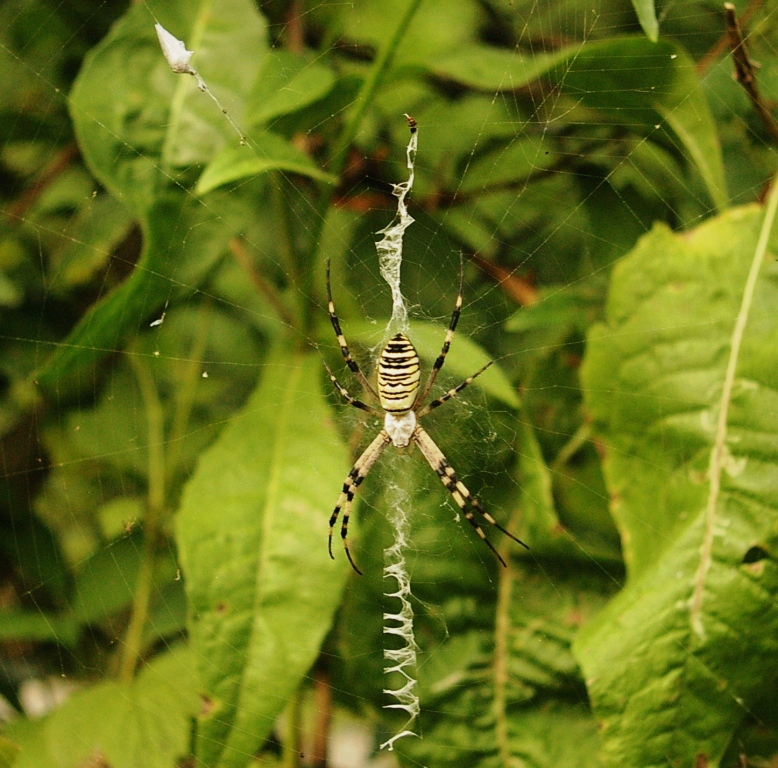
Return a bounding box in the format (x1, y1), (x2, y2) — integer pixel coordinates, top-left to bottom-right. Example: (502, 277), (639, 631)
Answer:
(229, 238), (296, 329)
(724, 2), (778, 145)
(306, 0), (424, 314)
(119, 355), (166, 682)
(493, 540), (514, 765)
(550, 421), (592, 474)
(281, 685), (303, 768)
(165, 302), (212, 484)
(327, 0), (424, 179)
(493, 504), (524, 765)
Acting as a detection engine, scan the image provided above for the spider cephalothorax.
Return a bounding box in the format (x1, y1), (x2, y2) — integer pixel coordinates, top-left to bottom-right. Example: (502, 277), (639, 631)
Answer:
(324, 259), (527, 574)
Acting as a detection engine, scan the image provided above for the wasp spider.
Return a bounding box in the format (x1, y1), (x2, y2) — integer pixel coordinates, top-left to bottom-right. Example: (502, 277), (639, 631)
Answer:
(325, 260), (528, 574)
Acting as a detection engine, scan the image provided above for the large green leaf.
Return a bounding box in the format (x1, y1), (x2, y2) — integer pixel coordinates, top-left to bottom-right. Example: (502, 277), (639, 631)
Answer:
(7, 646), (197, 768)
(395, 561), (615, 768)
(576, 199), (778, 766)
(33, 0), (266, 396)
(560, 37), (727, 212)
(32, 193), (246, 395)
(176, 347), (351, 768)
(70, 0), (267, 210)
(427, 37), (726, 213)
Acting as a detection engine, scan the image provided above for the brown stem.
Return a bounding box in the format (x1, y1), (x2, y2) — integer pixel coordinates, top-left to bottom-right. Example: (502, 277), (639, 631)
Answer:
(697, 0), (762, 74)
(310, 664), (332, 767)
(472, 254), (538, 307)
(228, 237), (296, 328)
(285, 0), (305, 54)
(7, 143), (79, 223)
(724, 2), (778, 145)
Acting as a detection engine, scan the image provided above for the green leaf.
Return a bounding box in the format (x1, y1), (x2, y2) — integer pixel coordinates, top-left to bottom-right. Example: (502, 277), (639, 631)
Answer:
(245, 51), (335, 126)
(7, 646), (198, 768)
(429, 44), (570, 91)
(0, 611), (79, 647)
(176, 348), (351, 768)
(458, 136), (557, 194)
(513, 416), (571, 555)
(32, 192), (245, 396)
(37, 0), (268, 396)
(506, 282), (604, 336)
(431, 37), (727, 213)
(631, 0), (658, 42)
(196, 133), (335, 195)
(560, 37), (727, 211)
(69, 0), (267, 211)
(347, 319), (520, 408)
(397, 562), (615, 768)
(339, 0), (481, 67)
(49, 196), (134, 295)
(69, 533), (142, 624)
(0, 736), (19, 768)
(576, 199), (778, 766)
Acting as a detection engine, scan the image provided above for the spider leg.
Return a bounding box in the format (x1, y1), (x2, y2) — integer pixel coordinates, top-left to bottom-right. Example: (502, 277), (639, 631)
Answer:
(326, 259), (379, 399)
(413, 426), (528, 566)
(329, 430), (391, 574)
(323, 360), (380, 415)
(417, 361), (493, 418)
(417, 254), (464, 407)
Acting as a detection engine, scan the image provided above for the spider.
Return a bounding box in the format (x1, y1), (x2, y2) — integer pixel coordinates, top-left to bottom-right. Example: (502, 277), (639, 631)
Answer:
(324, 259), (528, 574)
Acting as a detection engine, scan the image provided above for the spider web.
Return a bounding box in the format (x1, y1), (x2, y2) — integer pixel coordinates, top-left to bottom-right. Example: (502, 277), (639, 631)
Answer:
(0, 0), (777, 767)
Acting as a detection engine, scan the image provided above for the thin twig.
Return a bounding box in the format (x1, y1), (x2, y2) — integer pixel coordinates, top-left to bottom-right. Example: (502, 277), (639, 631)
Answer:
(697, 0), (762, 74)
(285, 0), (304, 54)
(724, 2), (778, 145)
(119, 356), (166, 681)
(493, 503), (524, 766)
(310, 664), (332, 767)
(7, 143), (79, 223)
(472, 254), (538, 306)
(228, 237), (296, 328)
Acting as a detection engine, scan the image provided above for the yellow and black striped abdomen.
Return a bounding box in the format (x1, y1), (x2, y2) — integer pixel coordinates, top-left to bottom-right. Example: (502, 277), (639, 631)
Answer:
(377, 333), (420, 413)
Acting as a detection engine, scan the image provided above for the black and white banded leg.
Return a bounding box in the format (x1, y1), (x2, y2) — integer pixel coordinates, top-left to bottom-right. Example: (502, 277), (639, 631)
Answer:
(416, 256), (464, 405)
(413, 426), (528, 565)
(329, 430), (392, 574)
(417, 360), (493, 418)
(326, 260), (379, 400)
(323, 360), (379, 416)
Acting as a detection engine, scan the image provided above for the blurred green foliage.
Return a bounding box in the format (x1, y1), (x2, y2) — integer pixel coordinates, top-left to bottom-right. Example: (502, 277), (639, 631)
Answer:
(1, 0), (778, 766)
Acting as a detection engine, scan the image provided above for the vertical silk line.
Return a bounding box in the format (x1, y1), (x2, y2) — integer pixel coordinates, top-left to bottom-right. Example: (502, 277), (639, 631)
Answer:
(378, 122), (420, 751)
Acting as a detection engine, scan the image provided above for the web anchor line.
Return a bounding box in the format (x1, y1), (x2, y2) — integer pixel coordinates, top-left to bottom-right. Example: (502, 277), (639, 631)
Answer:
(155, 22), (247, 145)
